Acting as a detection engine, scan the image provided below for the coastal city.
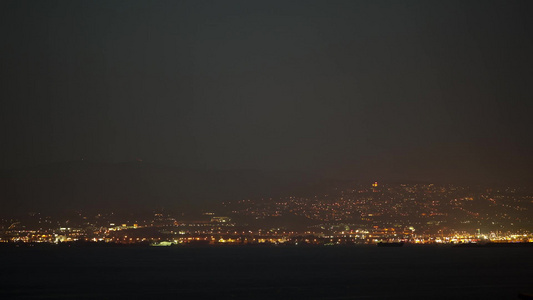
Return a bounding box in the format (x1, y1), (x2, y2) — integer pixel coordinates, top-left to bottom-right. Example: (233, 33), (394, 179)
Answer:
(3, 1), (532, 299)
(1, 182), (532, 246)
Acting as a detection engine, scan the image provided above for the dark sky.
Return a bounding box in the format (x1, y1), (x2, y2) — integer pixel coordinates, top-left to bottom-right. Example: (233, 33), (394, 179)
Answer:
(1, 0), (532, 182)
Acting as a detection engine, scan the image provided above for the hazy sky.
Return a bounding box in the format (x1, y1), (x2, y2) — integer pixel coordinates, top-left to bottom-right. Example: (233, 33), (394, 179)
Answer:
(1, 0), (532, 182)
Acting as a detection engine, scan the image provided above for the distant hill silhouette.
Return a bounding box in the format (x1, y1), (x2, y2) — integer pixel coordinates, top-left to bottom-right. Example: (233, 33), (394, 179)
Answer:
(2, 161), (525, 216)
(0, 161), (321, 215)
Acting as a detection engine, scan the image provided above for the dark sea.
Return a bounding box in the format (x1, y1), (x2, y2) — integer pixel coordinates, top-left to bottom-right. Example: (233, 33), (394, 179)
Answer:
(1, 245), (531, 299)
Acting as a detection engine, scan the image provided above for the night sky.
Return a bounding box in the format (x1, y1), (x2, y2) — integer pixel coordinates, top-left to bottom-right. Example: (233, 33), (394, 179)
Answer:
(1, 0), (532, 183)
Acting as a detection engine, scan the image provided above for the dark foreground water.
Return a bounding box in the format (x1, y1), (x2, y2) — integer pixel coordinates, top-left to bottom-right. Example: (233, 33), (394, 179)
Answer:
(0, 246), (532, 299)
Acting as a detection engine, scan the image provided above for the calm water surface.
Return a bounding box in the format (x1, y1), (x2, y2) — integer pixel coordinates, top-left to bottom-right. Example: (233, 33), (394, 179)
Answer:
(1, 246), (531, 299)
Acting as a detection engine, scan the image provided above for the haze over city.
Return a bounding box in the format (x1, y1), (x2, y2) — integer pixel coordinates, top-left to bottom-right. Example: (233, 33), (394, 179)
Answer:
(2, 0), (532, 184)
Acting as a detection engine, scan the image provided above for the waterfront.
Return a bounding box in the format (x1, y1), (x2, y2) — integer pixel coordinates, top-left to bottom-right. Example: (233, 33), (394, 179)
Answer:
(1, 246), (531, 299)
